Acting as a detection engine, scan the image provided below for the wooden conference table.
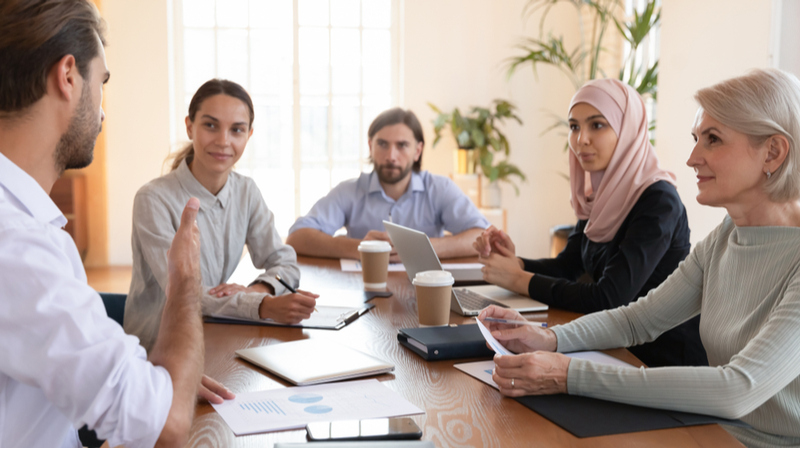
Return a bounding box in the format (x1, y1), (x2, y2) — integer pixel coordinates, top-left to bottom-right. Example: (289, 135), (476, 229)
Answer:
(186, 256), (742, 447)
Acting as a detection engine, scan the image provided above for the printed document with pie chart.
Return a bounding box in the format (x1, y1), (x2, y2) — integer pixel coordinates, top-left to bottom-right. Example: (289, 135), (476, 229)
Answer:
(211, 379), (424, 435)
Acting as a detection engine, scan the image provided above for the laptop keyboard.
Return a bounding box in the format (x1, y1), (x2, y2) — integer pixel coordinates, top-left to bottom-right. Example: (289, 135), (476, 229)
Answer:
(455, 288), (505, 311)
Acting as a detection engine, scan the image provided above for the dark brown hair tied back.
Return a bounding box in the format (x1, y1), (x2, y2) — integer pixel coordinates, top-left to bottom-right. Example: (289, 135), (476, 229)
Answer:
(169, 79), (255, 172)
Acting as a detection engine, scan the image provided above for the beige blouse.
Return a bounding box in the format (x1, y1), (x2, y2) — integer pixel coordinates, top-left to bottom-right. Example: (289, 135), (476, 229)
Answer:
(124, 160), (300, 352)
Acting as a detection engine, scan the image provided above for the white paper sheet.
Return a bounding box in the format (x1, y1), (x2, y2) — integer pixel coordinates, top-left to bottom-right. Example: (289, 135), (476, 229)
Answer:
(340, 259), (483, 273)
(454, 360), (498, 388)
(562, 351), (636, 368)
(340, 259), (406, 272)
(455, 352), (635, 390)
(475, 318), (514, 356)
(211, 379), (424, 435)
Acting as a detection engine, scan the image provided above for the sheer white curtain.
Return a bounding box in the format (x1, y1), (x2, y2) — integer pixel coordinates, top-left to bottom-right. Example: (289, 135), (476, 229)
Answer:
(175, 0), (397, 235)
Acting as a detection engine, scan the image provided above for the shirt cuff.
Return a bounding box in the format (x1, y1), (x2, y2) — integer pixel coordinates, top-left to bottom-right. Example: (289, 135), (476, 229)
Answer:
(241, 292), (265, 320)
(565, 357), (589, 396)
(255, 277), (286, 296)
(553, 325), (579, 353)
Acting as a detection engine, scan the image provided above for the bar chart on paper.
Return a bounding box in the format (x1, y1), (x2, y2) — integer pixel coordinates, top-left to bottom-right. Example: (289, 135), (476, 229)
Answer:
(238, 400), (287, 416)
(212, 379), (424, 435)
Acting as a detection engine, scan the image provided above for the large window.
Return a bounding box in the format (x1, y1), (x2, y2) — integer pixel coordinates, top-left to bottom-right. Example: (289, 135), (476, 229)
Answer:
(174, 0), (398, 235)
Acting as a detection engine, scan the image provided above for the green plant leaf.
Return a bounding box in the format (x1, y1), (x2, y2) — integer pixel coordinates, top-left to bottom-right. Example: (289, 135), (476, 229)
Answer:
(499, 133), (510, 156)
(634, 60), (658, 98)
(471, 128), (486, 147)
(505, 35), (584, 88)
(479, 148), (494, 168)
(456, 130), (471, 148)
(488, 136), (501, 153)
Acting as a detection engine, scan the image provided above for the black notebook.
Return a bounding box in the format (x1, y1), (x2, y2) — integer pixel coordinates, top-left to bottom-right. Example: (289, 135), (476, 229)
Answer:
(397, 324), (495, 361)
(514, 394), (751, 438)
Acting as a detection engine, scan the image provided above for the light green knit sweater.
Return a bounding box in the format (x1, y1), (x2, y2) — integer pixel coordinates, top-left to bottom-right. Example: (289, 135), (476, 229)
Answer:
(553, 216), (800, 447)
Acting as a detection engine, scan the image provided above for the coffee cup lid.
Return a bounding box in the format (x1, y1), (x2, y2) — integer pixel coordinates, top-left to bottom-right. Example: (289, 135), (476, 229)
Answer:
(358, 240), (392, 253)
(412, 270), (455, 287)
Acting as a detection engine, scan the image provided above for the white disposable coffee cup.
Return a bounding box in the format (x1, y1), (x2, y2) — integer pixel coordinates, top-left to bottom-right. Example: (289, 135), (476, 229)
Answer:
(412, 270), (455, 327)
(358, 240), (393, 290)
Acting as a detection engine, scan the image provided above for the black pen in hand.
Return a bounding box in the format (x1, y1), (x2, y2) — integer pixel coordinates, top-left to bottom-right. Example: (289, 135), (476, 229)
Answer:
(275, 275), (318, 313)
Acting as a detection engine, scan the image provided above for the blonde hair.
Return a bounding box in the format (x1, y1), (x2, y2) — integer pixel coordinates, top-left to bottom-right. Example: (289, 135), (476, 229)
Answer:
(694, 68), (800, 202)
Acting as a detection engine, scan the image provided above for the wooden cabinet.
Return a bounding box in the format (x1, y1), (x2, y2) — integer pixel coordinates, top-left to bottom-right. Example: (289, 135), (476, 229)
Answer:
(50, 174), (88, 260)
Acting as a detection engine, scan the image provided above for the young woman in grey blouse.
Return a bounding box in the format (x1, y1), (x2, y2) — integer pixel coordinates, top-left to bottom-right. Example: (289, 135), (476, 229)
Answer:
(479, 68), (800, 447)
(124, 79), (318, 352)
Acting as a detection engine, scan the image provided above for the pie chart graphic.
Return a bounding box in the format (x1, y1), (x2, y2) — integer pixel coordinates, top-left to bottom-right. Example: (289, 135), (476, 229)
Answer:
(304, 405), (333, 414)
(288, 394), (323, 404)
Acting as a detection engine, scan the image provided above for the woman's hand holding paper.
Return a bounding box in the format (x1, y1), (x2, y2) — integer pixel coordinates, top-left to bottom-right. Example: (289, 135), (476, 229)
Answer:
(492, 351), (571, 397)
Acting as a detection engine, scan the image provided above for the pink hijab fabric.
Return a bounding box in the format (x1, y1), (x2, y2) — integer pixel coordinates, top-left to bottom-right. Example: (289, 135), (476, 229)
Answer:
(568, 79), (676, 243)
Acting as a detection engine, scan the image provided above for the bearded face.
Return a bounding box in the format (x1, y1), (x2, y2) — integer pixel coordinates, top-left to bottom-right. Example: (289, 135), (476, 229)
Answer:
(375, 159), (414, 185)
(54, 81), (101, 174)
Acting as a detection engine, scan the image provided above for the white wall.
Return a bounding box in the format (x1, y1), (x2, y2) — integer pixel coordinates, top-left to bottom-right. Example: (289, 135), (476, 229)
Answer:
(403, 0), (581, 258)
(104, 0), (173, 265)
(779, 0), (800, 76)
(657, 0), (774, 245)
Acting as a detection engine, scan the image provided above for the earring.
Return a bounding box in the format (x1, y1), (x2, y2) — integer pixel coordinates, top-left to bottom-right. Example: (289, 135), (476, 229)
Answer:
(767, 170), (772, 179)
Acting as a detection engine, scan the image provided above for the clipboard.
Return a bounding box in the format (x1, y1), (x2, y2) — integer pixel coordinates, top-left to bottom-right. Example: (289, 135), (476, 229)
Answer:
(204, 304), (374, 330)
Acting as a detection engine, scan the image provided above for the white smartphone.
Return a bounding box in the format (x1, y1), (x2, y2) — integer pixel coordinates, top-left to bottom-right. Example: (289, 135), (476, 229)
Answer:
(306, 418), (423, 441)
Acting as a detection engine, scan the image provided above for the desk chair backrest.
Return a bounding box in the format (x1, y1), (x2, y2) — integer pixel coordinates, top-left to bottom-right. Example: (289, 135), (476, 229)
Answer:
(99, 292), (126, 326)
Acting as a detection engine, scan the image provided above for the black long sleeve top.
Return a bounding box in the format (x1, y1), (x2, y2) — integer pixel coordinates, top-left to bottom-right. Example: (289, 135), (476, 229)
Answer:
(523, 181), (707, 367)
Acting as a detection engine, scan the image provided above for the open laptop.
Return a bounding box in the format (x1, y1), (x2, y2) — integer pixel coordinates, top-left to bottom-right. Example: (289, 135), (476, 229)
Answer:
(384, 221), (548, 316)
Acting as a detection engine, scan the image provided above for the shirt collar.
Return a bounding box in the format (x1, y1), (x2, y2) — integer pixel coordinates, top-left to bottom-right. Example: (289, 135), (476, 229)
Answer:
(0, 152), (67, 227)
(175, 158), (230, 209)
(409, 171), (425, 192)
(367, 170), (426, 195)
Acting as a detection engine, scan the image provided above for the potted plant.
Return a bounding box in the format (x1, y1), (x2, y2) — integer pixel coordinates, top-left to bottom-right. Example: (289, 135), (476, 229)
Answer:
(428, 100), (525, 208)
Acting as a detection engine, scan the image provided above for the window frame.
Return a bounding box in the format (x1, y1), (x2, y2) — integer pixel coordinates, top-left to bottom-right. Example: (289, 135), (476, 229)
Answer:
(170, 0), (403, 230)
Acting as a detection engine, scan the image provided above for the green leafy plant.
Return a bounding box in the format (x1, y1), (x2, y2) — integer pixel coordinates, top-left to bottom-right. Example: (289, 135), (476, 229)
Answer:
(507, 0), (661, 143)
(429, 100), (526, 194)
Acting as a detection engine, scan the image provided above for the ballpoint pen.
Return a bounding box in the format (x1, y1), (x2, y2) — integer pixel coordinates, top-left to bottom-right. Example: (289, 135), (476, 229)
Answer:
(483, 317), (547, 328)
(275, 275), (318, 313)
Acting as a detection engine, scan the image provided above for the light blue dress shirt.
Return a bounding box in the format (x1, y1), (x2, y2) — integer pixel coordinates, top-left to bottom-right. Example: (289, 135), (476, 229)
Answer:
(289, 170), (489, 239)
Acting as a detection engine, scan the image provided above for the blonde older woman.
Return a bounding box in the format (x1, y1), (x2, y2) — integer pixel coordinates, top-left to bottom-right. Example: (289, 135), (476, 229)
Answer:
(480, 68), (800, 447)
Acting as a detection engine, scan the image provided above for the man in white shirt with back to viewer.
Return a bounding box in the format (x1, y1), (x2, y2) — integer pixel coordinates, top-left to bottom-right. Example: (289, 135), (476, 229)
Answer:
(0, 0), (229, 446)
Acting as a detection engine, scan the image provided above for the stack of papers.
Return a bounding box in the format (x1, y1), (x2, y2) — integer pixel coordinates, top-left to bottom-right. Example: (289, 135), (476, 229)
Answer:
(212, 379), (424, 435)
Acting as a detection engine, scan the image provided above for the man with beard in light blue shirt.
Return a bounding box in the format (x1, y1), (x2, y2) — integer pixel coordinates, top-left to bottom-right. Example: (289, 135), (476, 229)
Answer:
(287, 108), (489, 262)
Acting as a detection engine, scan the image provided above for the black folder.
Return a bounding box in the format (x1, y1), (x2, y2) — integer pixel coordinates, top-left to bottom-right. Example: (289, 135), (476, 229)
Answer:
(397, 324), (495, 361)
(514, 394), (751, 438)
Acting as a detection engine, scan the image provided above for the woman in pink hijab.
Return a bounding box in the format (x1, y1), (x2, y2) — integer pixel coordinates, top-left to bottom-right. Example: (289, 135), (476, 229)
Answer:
(474, 78), (705, 367)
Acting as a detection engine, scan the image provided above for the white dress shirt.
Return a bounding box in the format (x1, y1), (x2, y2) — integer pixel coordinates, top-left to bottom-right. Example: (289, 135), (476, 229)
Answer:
(0, 153), (172, 448)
